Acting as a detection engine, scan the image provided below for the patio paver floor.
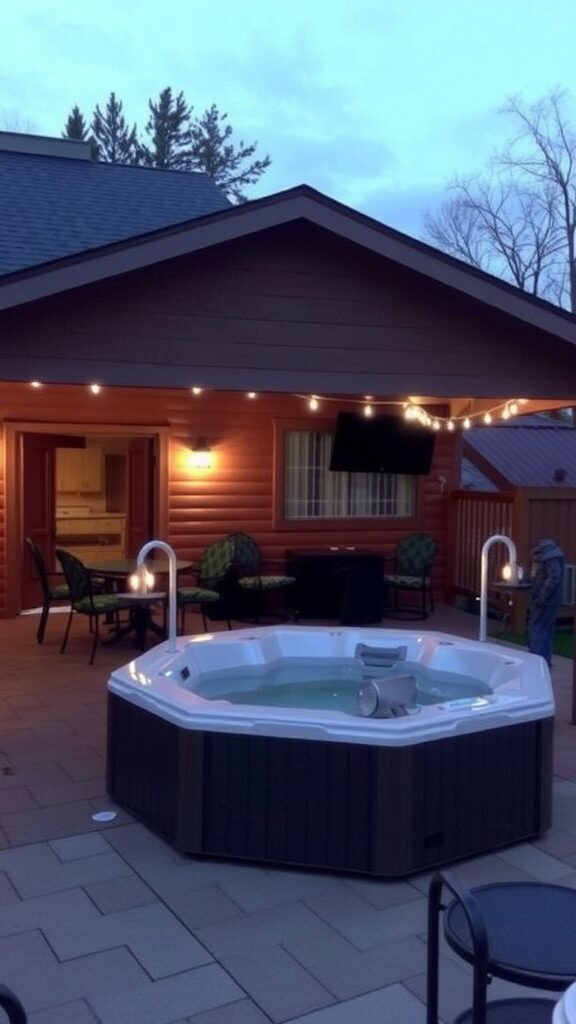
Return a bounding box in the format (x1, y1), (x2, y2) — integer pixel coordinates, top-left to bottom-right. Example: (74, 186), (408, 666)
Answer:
(1, 605), (575, 1023)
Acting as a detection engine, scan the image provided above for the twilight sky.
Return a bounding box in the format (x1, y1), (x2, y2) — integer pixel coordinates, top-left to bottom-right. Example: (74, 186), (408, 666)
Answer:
(2, 0), (575, 238)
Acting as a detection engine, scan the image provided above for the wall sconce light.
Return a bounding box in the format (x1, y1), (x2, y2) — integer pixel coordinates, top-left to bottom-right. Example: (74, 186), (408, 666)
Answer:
(190, 436), (212, 469)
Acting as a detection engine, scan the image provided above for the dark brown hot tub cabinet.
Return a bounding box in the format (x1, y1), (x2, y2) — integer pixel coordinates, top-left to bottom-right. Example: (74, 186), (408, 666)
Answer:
(107, 693), (553, 877)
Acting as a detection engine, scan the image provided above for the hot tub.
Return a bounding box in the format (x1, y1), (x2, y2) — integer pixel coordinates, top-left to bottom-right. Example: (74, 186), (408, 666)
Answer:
(107, 627), (554, 876)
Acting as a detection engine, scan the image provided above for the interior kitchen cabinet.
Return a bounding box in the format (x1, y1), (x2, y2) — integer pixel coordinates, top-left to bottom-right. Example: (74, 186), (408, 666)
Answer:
(56, 447), (103, 493)
(55, 511), (127, 560)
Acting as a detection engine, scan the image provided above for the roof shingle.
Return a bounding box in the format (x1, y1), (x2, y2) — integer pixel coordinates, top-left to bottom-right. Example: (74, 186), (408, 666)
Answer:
(0, 150), (232, 276)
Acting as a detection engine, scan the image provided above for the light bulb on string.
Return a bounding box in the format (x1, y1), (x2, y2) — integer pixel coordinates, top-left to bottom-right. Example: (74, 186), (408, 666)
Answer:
(308, 396), (319, 411)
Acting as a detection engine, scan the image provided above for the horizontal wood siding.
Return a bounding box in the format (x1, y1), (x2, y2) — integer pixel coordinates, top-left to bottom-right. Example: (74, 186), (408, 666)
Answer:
(2, 224), (576, 397)
(0, 383), (458, 614)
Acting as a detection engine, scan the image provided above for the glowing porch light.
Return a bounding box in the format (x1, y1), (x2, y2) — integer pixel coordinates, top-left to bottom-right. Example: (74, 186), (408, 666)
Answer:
(30, 381), (42, 388)
(89, 383), (101, 395)
(364, 404), (373, 417)
(191, 387), (203, 395)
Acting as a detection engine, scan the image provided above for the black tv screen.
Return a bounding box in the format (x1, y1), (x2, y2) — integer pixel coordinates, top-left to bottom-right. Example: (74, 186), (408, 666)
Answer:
(329, 412), (436, 475)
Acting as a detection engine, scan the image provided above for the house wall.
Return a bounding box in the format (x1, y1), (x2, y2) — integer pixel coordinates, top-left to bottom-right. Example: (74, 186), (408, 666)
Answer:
(0, 384), (459, 617)
(2, 223), (576, 397)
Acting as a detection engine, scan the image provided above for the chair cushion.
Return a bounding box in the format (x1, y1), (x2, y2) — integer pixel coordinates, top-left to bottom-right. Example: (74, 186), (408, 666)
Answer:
(73, 594), (134, 614)
(48, 583), (70, 599)
(177, 586), (220, 604)
(238, 575), (296, 591)
(384, 574), (431, 589)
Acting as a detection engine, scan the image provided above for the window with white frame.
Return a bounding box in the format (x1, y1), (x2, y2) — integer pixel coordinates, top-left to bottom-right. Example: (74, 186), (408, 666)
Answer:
(284, 430), (415, 519)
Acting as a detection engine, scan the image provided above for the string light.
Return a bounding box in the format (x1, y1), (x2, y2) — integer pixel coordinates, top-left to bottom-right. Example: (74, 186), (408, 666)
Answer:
(299, 395), (529, 429)
(21, 379), (533, 431)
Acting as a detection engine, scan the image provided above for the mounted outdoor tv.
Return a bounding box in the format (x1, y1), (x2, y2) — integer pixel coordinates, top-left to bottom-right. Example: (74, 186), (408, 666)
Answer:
(329, 412), (436, 475)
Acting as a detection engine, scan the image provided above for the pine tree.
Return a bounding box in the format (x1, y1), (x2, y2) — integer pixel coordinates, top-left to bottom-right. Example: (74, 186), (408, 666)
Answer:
(62, 105), (90, 141)
(91, 92), (139, 164)
(140, 87), (192, 170)
(190, 104), (271, 201)
(60, 90), (271, 200)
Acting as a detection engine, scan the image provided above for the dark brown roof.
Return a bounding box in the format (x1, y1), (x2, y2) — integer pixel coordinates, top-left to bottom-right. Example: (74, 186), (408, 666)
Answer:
(1, 180), (576, 352)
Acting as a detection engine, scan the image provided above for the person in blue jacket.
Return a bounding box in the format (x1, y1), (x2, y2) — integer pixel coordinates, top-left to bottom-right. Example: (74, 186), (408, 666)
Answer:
(528, 538), (565, 666)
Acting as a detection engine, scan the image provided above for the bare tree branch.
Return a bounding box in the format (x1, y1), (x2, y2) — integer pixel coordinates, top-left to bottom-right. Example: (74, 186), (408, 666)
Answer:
(425, 90), (576, 310)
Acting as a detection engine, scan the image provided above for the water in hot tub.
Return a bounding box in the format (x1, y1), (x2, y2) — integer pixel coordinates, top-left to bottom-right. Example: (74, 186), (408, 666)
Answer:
(187, 658), (493, 714)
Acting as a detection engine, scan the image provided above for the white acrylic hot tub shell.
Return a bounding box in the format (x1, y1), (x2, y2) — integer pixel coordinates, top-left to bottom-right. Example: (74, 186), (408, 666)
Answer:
(107, 627), (555, 747)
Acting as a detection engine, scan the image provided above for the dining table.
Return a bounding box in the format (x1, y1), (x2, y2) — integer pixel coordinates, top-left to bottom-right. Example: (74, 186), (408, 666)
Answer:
(85, 557), (192, 650)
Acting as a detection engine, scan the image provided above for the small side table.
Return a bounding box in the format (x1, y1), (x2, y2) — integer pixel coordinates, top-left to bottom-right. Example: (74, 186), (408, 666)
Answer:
(427, 872), (569, 1023)
(490, 580), (532, 633)
(106, 592), (166, 651)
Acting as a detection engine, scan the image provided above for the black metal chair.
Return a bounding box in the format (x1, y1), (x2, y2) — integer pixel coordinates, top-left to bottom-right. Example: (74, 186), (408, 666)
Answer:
(25, 536), (70, 644)
(55, 549), (135, 664)
(427, 870), (566, 1023)
(383, 531), (438, 619)
(226, 532), (296, 622)
(177, 538), (234, 632)
(0, 984), (27, 1023)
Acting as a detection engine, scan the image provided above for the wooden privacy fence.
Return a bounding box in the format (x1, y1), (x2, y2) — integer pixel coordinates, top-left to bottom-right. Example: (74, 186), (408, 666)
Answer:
(448, 488), (576, 622)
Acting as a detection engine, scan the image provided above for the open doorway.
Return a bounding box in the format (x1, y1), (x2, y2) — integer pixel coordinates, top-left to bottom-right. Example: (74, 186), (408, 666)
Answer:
(19, 429), (160, 612)
(54, 435), (154, 563)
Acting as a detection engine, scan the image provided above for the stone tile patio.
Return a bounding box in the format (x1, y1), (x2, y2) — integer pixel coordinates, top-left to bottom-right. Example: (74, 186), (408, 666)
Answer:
(0, 605), (575, 1022)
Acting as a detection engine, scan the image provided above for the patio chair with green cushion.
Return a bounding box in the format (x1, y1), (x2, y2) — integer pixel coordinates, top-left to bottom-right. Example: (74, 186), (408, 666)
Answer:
(55, 548), (136, 665)
(177, 537), (234, 632)
(383, 531), (438, 620)
(227, 531), (297, 622)
(25, 536), (70, 645)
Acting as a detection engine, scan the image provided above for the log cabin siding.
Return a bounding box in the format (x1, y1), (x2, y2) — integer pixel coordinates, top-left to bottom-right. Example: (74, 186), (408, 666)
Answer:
(0, 383), (458, 616)
(2, 223), (576, 397)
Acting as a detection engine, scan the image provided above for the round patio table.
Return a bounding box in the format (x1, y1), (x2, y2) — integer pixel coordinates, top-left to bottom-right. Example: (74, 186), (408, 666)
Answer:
(85, 558), (191, 649)
(427, 875), (575, 1023)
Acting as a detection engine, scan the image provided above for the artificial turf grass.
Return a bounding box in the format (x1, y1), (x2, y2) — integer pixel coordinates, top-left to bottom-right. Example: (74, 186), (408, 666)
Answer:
(498, 629), (574, 659)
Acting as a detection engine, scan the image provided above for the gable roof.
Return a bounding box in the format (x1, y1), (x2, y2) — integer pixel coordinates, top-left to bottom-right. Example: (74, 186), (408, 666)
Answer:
(0, 139), (575, 352)
(464, 415), (576, 488)
(0, 147), (231, 276)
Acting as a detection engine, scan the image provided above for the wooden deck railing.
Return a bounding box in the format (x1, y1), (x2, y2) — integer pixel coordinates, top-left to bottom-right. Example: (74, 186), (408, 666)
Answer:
(448, 488), (576, 628)
(448, 490), (517, 599)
